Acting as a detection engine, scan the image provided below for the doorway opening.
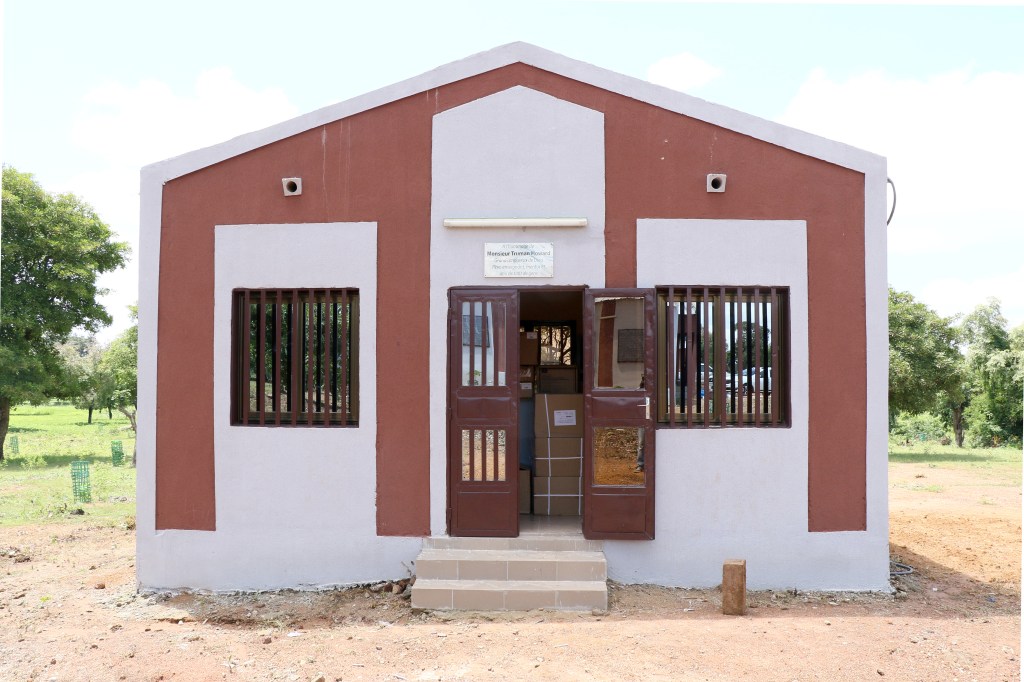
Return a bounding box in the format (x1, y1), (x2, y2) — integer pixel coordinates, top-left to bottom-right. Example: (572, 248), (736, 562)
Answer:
(518, 288), (585, 533)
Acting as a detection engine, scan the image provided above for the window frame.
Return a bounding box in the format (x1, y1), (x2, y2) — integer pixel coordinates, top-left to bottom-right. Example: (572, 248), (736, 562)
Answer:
(230, 288), (359, 427)
(656, 286), (790, 428)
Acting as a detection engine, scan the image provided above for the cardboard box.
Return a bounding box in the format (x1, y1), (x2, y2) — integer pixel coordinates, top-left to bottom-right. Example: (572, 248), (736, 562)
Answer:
(534, 394), (584, 438)
(519, 467), (531, 514)
(536, 458), (583, 477)
(520, 330), (540, 365)
(537, 366), (577, 394)
(533, 476), (582, 496)
(533, 494), (583, 516)
(534, 437), (582, 458)
(519, 381), (534, 399)
(534, 437), (583, 477)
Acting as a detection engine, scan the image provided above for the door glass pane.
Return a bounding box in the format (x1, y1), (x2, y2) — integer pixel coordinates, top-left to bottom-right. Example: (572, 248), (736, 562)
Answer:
(593, 426), (645, 486)
(461, 301), (507, 387)
(592, 297), (645, 389)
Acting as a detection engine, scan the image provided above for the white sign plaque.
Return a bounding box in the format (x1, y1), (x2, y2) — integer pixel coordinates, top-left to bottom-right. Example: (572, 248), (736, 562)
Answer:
(484, 243), (554, 278)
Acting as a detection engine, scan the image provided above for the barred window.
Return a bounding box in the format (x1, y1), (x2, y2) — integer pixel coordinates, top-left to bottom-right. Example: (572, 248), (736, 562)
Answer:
(231, 289), (358, 427)
(657, 286), (789, 428)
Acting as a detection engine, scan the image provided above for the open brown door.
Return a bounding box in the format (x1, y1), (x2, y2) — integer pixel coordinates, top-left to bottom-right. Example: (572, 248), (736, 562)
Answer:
(448, 289), (520, 537)
(582, 288), (656, 540)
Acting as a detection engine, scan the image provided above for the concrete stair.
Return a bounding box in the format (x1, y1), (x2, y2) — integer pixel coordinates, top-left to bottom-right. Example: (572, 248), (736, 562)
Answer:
(411, 535), (607, 611)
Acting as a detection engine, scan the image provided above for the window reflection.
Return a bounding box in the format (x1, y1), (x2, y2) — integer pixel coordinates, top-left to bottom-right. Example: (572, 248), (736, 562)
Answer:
(592, 297), (644, 389)
(461, 301), (507, 387)
(593, 426), (645, 486)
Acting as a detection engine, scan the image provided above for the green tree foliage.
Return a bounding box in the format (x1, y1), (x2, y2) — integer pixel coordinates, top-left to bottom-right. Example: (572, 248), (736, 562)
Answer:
(0, 167), (129, 460)
(101, 308), (138, 465)
(57, 334), (114, 423)
(961, 300), (1023, 447)
(888, 288), (964, 420)
(890, 411), (947, 443)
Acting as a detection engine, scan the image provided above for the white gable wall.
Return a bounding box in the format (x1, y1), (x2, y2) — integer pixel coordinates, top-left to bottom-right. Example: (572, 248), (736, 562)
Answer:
(429, 86), (606, 534)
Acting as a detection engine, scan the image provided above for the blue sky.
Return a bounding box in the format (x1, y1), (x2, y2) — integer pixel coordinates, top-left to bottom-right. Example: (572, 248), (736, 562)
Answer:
(4, 1), (1023, 340)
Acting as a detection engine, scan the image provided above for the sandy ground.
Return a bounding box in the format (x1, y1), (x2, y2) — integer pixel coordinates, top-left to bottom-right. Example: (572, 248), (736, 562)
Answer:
(1, 461), (1020, 682)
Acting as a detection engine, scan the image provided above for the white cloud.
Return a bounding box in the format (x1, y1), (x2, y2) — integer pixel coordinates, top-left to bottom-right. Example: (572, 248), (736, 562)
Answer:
(647, 53), (723, 92)
(778, 65), (1024, 326)
(919, 265), (1024, 329)
(71, 67), (299, 168)
(62, 69), (300, 341)
(778, 66), (1024, 253)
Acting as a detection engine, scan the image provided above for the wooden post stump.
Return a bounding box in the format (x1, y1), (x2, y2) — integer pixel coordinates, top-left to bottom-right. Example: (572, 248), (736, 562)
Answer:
(722, 559), (747, 615)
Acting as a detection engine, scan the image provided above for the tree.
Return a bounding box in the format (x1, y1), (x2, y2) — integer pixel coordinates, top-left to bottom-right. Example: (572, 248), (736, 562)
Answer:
(57, 334), (114, 423)
(887, 288), (963, 422)
(938, 365), (973, 448)
(0, 167), (128, 460)
(961, 299), (1023, 447)
(101, 308), (137, 466)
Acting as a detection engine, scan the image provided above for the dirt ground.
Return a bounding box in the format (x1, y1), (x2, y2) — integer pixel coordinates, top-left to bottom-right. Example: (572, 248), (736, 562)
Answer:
(2, 461), (1020, 682)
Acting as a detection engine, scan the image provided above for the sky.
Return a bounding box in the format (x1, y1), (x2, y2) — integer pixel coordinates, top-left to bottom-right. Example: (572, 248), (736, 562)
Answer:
(3, 1), (1023, 342)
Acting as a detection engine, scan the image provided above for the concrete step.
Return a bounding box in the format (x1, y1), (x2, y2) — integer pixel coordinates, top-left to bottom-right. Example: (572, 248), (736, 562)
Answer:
(415, 548), (607, 582)
(411, 579), (608, 611)
(411, 536), (609, 611)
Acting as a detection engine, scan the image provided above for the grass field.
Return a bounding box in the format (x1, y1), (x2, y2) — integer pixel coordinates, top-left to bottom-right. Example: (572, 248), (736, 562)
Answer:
(0, 403), (136, 527)
(888, 438), (1023, 486)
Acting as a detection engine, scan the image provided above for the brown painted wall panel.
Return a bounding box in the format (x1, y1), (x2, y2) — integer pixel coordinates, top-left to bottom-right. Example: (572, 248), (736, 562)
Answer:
(337, 101), (434, 536)
(156, 110), (435, 534)
(155, 61), (868, 534)
(157, 128), (340, 530)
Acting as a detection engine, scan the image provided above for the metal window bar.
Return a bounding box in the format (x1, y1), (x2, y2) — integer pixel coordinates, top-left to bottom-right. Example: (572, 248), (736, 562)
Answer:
(274, 294), (282, 426)
(331, 296), (338, 414)
(685, 286), (695, 427)
(241, 291), (252, 423)
(659, 287), (787, 428)
(258, 290), (266, 425)
(291, 289), (301, 425)
(233, 288), (357, 427)
(666, 286), (676, 427)
(753, 289), (762, 427)
(339, 289), (349, 421)
(771, 288), (782, 422)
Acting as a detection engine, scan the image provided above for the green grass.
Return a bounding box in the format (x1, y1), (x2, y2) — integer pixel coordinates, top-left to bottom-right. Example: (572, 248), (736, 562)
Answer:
(888, 439), (1023, 486)
(1, 403), (136, 527)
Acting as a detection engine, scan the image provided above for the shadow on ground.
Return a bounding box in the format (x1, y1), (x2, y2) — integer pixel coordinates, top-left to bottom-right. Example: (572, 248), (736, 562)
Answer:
(890, 542), (1021, 617)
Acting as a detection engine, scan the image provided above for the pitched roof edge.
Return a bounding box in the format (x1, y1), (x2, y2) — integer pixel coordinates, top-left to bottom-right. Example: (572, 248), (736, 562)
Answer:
(141, 41), (884, 184)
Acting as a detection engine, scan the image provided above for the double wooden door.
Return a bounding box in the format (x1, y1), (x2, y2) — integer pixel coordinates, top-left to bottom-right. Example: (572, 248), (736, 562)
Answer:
(447, 288), (655, 540)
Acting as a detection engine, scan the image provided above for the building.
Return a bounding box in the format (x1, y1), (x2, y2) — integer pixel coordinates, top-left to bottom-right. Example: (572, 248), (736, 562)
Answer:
(138, 43), (889, 604)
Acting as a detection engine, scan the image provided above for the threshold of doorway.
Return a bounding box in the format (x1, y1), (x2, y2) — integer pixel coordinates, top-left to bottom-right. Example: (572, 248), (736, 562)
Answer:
(519, 514), (582, 536)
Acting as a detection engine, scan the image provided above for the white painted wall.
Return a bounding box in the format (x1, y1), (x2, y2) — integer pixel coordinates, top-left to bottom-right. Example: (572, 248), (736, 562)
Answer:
(429, 86), (606, 534)
(136, 222), (420, 591)
(614, 219), (889, 591)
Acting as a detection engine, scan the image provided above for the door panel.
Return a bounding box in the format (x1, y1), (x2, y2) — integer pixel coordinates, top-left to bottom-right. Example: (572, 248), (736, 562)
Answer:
(448, 290), (519, 537)
(583, 289), (656, 540)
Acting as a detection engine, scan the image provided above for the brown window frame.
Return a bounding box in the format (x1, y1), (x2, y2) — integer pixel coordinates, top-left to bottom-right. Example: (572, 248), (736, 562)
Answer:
(231, 288), (359, 427)
(656, 286), (790, 428)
